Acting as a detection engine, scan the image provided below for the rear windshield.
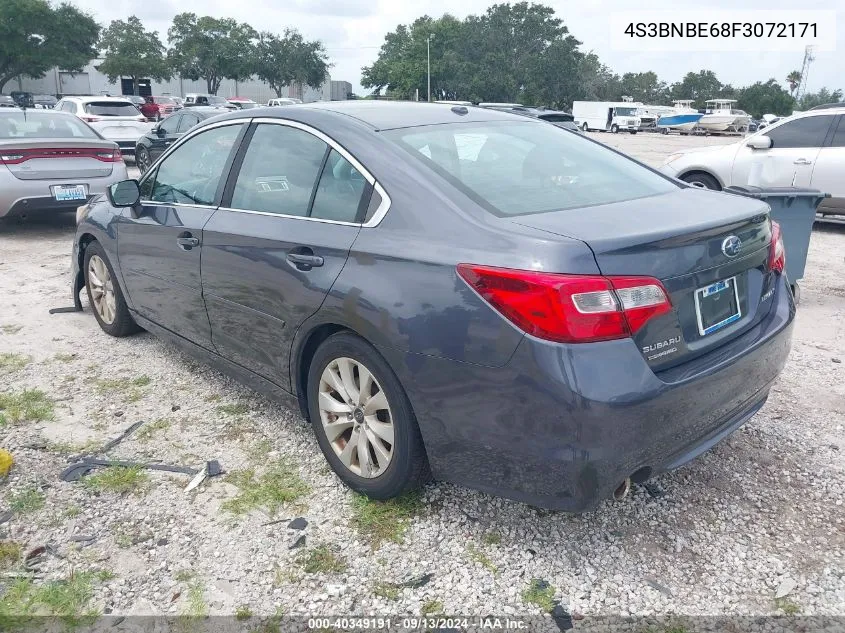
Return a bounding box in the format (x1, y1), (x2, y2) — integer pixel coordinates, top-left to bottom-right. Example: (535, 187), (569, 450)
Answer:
(83, 102), (139, 116)
(385, 121), (677, 216)
(538, 113), (573, 123)
(0, 112), (99, 139)
(206, 96), (228, 106)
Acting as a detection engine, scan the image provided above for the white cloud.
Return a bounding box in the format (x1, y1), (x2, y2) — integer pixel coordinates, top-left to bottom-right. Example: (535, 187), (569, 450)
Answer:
(75, 0), (844, 97)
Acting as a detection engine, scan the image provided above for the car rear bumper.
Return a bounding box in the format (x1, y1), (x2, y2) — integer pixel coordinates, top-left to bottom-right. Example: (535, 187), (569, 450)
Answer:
(383, 273), (795, 512)
(1, 169), (126, 218)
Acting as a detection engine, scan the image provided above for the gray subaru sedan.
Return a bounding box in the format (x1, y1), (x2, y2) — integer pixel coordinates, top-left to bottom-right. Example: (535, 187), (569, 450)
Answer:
(70, 102), (794, 512)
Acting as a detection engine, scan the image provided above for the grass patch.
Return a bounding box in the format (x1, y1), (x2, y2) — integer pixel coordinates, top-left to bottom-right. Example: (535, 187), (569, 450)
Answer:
(1, 324), (23, 335)
(63, 506), (81, 518)
(522, 579), (556, 613)
(222, 462), (309, 517)
(235, 605), (253, 620)
(9, 487), (45, 514)
(373, 581), (400, 600)
(297, 545), (347, 574)
(48, 439), (101, 456)
(94, 375), (151, 403)
(350, 492), (422, 549)
(249, 438), (273, 460)
(421, 600), (443, 616)
(136, 418), (171, 442)
(82, 466), (148, 495)
(185, 581), (207, 618)
(0, 389), (54, 423)
(217, 402), (250, 416)
(0, 541), (22, 569)
(54, 353), (78, 363)
(482, 531), (501, 546)
(0, 353), (30, 373)
(174, 569), (195, 583)
(467, 544), (498, 574)
(775, 597), (801, 615)
(0, 571), (102, 628)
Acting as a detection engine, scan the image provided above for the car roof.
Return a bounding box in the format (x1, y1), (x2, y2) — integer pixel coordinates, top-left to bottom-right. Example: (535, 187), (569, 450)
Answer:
(66, 96), (134, 103)
(809, 102), (845, 110)
(265, 101), (530, 131)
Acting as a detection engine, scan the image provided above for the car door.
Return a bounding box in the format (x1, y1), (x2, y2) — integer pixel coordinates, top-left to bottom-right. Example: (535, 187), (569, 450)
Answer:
(148, 114), (182, 161)
(201, 119), (371, 382)
(811, 115), (845, 214)
(118, 121), (247, 349)
(731, 114), (836, 187)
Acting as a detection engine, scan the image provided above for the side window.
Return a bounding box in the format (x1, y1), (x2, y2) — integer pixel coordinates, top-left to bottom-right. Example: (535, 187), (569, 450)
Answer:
(765, 115), (835, 148)
(230, 123), (327, 216)
(177, 114), (198, 133)
(146, 123), (243, 205)
(829, 117), (845, 148)
(310, 150), (368, 222)
(159, 115), (181, 134)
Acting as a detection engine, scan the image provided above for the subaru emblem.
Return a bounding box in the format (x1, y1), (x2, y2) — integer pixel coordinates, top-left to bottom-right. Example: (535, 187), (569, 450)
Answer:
(721, 235), (742, 258)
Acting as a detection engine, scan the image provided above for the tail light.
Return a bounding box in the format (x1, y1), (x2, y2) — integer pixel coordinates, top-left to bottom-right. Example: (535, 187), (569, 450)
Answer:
(769, 220), (785, 274)
(0, 147), (122, 164)
(81, 116), (101, 123)
(457, 264), (672, 344)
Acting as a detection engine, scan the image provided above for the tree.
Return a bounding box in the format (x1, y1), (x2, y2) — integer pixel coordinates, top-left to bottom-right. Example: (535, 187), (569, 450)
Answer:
(669, 70), (726, 108)
(0, 0), (99, 94)
(736, 79), (795, 118)
(97, 16), (170, 95)
(785, 70), (802, 98)
(797, 87), (843, 110)
(576, 53), (621, 102)
(167, 13), (256, 94)
(620, 71), (669, 104)
(255, 30), (329, 98)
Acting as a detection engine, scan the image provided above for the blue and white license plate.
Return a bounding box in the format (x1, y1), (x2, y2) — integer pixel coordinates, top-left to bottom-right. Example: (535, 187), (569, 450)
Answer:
(51, 184), (87, 202)
(694, 276), (741, 336)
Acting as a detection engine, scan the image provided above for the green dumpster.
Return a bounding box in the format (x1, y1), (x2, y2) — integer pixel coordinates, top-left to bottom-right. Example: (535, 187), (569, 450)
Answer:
(723, 186), (829, 286)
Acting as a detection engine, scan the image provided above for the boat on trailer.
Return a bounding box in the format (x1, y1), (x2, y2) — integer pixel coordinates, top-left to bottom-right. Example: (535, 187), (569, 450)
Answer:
(698, 99), (751, 133)
(656, 100), (704, 133)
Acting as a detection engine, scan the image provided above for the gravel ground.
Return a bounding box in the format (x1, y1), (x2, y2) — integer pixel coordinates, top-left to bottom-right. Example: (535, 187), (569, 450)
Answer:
(1, 133), (843, 629)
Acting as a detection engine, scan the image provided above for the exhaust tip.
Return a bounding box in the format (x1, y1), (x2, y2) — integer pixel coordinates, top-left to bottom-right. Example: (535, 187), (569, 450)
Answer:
(613, 478), (631, 501)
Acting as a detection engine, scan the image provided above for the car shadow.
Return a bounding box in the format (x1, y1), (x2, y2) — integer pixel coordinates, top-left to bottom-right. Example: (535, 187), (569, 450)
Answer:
(0, 212), (77, 237)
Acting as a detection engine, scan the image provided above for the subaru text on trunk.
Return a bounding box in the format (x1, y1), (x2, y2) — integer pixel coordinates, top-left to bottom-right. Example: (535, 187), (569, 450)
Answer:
(69, 102), (794, 511)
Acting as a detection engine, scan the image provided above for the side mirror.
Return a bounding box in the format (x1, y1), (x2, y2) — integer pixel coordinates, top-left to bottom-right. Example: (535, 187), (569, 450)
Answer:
(108, 180), (140, 209)
(155, 126), (166, 137)
(746, 136), (772, 150)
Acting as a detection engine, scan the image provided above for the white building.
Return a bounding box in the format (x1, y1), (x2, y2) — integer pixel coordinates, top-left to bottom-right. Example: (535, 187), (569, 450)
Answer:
(11, 58), (340, 104)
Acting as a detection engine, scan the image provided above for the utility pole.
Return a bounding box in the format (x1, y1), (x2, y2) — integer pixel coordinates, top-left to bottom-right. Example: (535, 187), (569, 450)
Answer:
(797, 45), (815, 101)
(427, 34), (435, 102)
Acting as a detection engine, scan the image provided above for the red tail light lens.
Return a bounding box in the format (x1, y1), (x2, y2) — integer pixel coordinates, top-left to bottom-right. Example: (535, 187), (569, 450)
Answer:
(81, 116), (101, 123)
(0, 148), (123, 164)
(457, 264), (672, 344)
(769, 220), (785, 274)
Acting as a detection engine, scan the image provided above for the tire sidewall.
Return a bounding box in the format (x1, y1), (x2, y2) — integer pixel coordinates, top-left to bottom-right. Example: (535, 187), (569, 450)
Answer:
(307, 333), (420, 498)
(83, 242), (129, 336)
(682, 173), (719, 191)
(137, 147), (149, 173)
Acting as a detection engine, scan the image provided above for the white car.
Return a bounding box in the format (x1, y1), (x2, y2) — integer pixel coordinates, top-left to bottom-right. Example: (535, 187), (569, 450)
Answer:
(659, 109), (844, 215)
(54, 96), (152, 159)
(266, 98), (299, 106)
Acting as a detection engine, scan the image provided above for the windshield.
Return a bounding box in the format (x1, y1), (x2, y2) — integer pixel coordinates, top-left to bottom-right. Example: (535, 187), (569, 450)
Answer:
(385, 121), (676, 217)
(237, 102), (260, 109)
(84, 102), (140, 117)
(207, 96), (228, 106)
(0, 112), (100, 139)
(615, 107), (637, 116)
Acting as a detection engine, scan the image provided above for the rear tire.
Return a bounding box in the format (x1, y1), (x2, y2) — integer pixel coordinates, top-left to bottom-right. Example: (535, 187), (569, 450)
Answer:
(83, 241), (141, 337)
(611, 124), (619, 133)
(681, 172), (721, 191)
(136, 146), (151, 174)
(307, 332), (430, 499)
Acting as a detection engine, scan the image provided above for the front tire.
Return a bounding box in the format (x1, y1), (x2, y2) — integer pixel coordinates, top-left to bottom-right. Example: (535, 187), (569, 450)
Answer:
(581, 122), (589, 132)
(611, 124), (619, 133)
(307, 332), (430, 499)
(681, 172), (721, 191)
(83, 241), (141, 337)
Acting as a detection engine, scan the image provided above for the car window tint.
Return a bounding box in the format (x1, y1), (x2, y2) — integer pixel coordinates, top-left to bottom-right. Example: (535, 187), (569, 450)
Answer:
(230, 123), (327, 216)
(830, 117), (845, 148)
(159, 115), (181, 134)
(176, 114), (197, 133)
(83, 101), (139, 117)
(0, 113), (98, 139)
(765, 115), (834, 148)
(386, 121), (676, 216)
(310, 150), (367, 222)
(147, 123), (243, 205)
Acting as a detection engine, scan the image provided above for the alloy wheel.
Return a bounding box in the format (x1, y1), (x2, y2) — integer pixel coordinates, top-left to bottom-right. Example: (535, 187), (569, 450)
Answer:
(318, 357), (394, 478)
(87, 254), (116, 324)
(137, 149), (150, 173)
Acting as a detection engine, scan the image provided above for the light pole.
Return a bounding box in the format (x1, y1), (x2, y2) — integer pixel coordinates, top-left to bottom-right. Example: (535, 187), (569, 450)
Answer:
(426, 33), (435, 102)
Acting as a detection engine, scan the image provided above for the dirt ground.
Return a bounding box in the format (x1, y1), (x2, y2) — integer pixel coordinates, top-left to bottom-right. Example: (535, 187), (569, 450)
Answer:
(1, 131), (843, 627)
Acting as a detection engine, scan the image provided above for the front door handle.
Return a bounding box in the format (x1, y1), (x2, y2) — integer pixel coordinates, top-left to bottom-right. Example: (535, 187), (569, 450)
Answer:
(794, 158), (812, 165)
(287, 252), (324, 270)
(176, 234), (199, 250)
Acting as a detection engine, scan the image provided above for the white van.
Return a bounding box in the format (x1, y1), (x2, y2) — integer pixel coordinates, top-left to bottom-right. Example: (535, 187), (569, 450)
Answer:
(573, 101), (641, 134)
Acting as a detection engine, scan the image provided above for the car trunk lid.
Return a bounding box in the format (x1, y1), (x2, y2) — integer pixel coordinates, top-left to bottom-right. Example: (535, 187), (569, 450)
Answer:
(511, 187), (775, 370)
(1, 139), (118, 180)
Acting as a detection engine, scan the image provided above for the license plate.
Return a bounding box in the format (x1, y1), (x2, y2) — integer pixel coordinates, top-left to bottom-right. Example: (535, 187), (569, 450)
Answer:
(51, 184), (87, 202)
(694, 276), (741, 336)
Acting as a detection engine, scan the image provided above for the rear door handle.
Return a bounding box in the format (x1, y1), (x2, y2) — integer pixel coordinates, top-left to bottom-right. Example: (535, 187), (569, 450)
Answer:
(794, 158), (812, 165)
(176, 235), (199, 250)
(287, 252), (324, 270)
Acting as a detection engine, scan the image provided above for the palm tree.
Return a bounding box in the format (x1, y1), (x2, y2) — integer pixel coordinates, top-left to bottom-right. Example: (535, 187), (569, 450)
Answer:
(786, 71), (802, 98)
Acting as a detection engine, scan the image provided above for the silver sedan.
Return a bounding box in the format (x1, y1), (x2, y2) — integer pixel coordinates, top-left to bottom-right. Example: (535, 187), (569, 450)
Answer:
(0, 109), (128, 219)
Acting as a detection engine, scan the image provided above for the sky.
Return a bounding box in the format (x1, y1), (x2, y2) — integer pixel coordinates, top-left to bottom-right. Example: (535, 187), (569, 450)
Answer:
(75, 0), (843, 97)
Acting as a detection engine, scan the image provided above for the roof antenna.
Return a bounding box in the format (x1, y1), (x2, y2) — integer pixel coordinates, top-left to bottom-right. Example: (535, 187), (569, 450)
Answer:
(451, 105), (468, 116)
